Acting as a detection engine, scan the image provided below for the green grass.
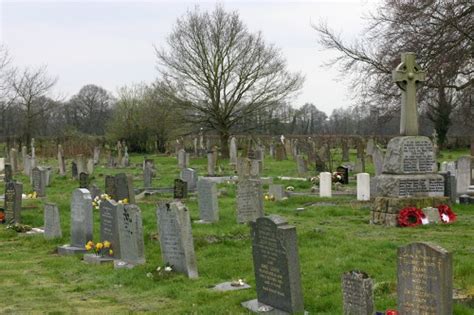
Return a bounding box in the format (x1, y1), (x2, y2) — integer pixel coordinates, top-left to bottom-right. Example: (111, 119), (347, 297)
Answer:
(1, 149), (473, 314)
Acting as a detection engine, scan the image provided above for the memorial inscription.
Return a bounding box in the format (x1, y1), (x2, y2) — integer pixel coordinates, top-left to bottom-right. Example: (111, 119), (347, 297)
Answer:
(342, 270), (374, 315)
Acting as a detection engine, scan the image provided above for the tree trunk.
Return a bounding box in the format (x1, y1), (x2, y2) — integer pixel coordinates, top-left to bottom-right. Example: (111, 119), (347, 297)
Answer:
(220, 131), (230, 158)
(434, 87), (452, 149)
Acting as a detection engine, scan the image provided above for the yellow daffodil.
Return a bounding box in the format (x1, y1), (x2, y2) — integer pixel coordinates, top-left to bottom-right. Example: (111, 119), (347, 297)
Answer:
(122, 198), (128, 204)
(85, 244), (92, 251)
(96, 242), (104, 250)
(103, 241), (111, 248)
(86, 241), (94, 247)
(109, 249), (113, 255)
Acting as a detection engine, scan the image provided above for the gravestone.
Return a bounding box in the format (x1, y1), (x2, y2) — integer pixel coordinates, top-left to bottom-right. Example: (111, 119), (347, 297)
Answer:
(71, 161), (78, 179)
(93, 146), (101, 165)
(44, 203), (62, 239)
(207, 151), (216, 176)
(4, 181), (22, 224)
(31, 166), (47, 197)
(0, 157), (4, 173)
(180, 168), (197, 191)
(357, 173), (370, 201)
(229, 136), (237, 165)
(156, 202), (198, 278)
(9, 148), (18, 173)
(197, 179), (219, 223)
(342, 270), (374, 315)
(114, 173), (135, 203)
(269, 143), (275, 159)
(76, 154), (86, 175)
(269, 184), (286, 201)
(57, 145), (66, 176)
(79, 172), (89, 188)
(296, 155), (308, 176)
(177, 149), (188, 169)
(236, 178), (264, 223)
(116, 204), (145, 265)
(243, 215), (304, 313)
(143, 159), (155, 188)
(173, 178), (188, 199)
(122, 147), (129, 167)
(87, 158), (94, 175)
(4, 164), (12, 182)
(58, 189), (93, 255)
(397, 242), (452, 314)
(456, 156), (471, 195)
(100, 199), (120, 258)
(319, 172), (332, 197)
(275, 143), (286, 161)
(23, 155), (32, 176)
(439, 172), (457, 204)
(336, 166), (349, 184)
(105, 175), (116, 200)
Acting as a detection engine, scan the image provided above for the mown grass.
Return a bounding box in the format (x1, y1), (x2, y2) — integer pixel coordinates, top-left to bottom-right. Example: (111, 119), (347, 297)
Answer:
(0, 149), (473, 314)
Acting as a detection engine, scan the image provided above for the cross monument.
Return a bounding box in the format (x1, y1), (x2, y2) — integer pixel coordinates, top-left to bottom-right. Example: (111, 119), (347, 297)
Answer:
(392, 52), (425, 136)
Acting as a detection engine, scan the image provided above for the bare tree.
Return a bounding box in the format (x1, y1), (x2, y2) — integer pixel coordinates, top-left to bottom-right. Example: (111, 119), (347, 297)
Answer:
(9, 66), (57, 147)
(155, 5), (303, 156)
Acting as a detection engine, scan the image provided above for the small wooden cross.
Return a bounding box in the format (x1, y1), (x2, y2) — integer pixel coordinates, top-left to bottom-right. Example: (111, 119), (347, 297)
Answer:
(392, 52), (426, 136)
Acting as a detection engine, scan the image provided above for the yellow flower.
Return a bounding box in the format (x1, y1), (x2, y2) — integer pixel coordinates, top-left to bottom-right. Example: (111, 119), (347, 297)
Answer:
(32, 191), (37, 198)
(103, 241), (111, 248)
(85, 244), (92, 251)
(122, 198), (128, 204)
(96, 242), (103, 250)
(109, 249), (113, 255)
(86, 240), (94, 247)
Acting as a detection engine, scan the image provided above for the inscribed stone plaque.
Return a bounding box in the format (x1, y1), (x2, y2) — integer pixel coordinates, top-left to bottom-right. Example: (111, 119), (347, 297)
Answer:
(236, 178), (264, 223)
(156, 202), (198, 278)
(397, 242), (453, 315)
(115, 173), (135, 203)
(117, 204), (145, 264)
(249, 215), (304, 313)
(342, 270), (374, 315)
(44, 203), (62, 239)
(173, 178), (188, 199)
(197, 179), (219, 222)
(377, 174), (444, 197)
(100, 199), (120, 258)
(383, 136), (436, 174)
(4, 181), (22, 224)
(70, 188), (93, 248)
(105, 175), (116, 200)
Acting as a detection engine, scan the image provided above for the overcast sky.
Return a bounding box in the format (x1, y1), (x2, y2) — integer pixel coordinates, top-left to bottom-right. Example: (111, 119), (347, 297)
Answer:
(1, 0), (380, 115)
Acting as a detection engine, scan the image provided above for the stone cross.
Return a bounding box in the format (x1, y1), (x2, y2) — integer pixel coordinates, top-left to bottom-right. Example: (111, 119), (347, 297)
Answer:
(392, 52), (426, 136)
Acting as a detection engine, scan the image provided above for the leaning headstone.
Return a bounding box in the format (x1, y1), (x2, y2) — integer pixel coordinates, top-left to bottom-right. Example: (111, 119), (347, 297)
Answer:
(114, 173), (135, 204)
(99, 199), (120, 258)
(197, 179), (219, 223)
(79, 172), (89, 188)
(180, 168), (197, 191)
(31, 166), (47, 197)
(173, 178), (188, 199)
(58, 189), (93, 255)
(44, 203), (62, 240)
(397, 242), (452, 314)
(115, 204), (145, 267)
(236, 178), (264, 223)
(319, 172), (332, 197)
(156, 201), (198, 278)
(456, 156), (471, 195)
(342, 270), (374, 315)
(269, 184), (286, 201)
(243, 215), (304, 314)
(357, 173), (370, 201)
(4, 181), (22, 224)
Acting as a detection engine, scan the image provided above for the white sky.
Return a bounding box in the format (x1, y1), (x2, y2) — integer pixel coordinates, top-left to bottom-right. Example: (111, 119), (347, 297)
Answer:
(0, 0), (380, 115)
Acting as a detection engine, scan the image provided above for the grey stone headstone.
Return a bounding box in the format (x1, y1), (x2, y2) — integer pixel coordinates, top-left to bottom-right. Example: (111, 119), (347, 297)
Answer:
(4, 164), (12, 182)
(44, 203), (62, 239)
(342, 270), (374, 315)
(58, 145), (66, 176)
(269, 184), (286, 201)
(197, 179), (219, 222)
(31, 166), (47, 197)
(9, 148), (18, 173)
(70, 188), (93, 248)
(117, 204), (145, 265)
(383, 136), (436, 174)
(439, 172), (457, 203)
(115, 173), (135, 203)
(105, 175), (116, 200)
(4, 181), (22, 224)
(23, 155), (32, 176)
(177, 149), (188, 169)
(93, 146), (101, 165)
(143, 159), (154, 188)
(173, 178), (188, 199)
(296, 155), (308, 176)
(236, 178), (264, 223)
(71, 161), (78, 179)
(397, 242), (452, 315)
(207, 151), (216, 176)
(229, 137), (238, 165)
(180, 168), (197, 191)
(248, 215), (304, 313)
(87, 158), (94, 175)
(456, 156), (472, 195)
(79, 172), (89, 188)
(100, 199), (120, 258)
(156, 201), (198, 278)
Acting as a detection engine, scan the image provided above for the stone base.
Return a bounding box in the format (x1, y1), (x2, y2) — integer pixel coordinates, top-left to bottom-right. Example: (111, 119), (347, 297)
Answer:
(213, 281), (251, 292)
(57, 245), (87, 255)
(241, 299), (307, 315)
(83, 254), (114, 265)
(377, 174), (444, 197)
(371, 196), (449, 226)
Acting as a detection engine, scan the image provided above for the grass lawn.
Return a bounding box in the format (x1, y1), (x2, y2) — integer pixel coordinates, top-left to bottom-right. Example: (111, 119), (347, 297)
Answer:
(1, 149), (473, 314)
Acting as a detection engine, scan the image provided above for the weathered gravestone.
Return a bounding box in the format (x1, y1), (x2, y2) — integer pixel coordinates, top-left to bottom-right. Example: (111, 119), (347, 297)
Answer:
(456, 156), (472, 195)
(156, 201), (198, 278)
(207, 150), (216, 176)
(4, 181), (22, 224)
(336, 166), (349, 185)
(143, 159), (155, 188)
(23, 155), (32, 176)
(341, 270), (374, 315)
(180, 168), (197, 191)
(79, 172), (89, 189)
(236, 178), (264, 223)
(71, 161), (78, 179)
(296, 155), (308, 176)
(366, 139), (384, 176)
(116, 204), (145, 266)
(44, 203), (62, 240)
(229, 136), (238, 165)
(173, 178), (188, 199)
(93, 146), (101, 165)
(58, 189), (93, 255)
(31, 166), (47, 197)
(397, 242), (452, 314)
(242, 215), (304, 314)
(76, 154), (86, 175)
(0, 157), (4, 173)
(9, 148), (18, 173)
(196, 179), (219, 223)
(4, 163), (12, 182)
(114, 173), (135, 203)
(177, 149), (189, 169)
(99, 199), (120, 259)
(105, 175), (116, 199)
(57, 145), (66, 176)
(439, 172), (457, 204)
(275, 143), (286, 161)
(87, 158), (94, 175)
(269, 184), (286, 201)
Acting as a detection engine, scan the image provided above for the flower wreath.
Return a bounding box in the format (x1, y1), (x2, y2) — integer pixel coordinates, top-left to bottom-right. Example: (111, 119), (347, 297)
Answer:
(437, 204), (456, 223)
(397, 207), (425, 227)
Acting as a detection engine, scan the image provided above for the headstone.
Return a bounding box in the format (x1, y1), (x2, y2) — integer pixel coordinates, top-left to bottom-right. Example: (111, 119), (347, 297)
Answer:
(439, 172), (457, 203)
(143, 160), (153, 188)
(269, 184), (286, 201)
(105, 175), (117, 200)
(156, 202), (198, 278)
(9, 148), (18, 173)
(446, 161), (456, 176)
(336, 166), (349, 184)
(342, 270), (374, 315)
(0, 157), (4, 173)
(114, 173), (135, 203)
(58, 189), (93, 254)
(357, 173), (370, 201)
(354, 157), (364, 173)
(275, 143), (286, 161)
(319, 172), (332, 197)
(197, 179), (219, 223)
(117, 141), (123, 166)
(207, 151), (216, 176)
(23, 155), (32, 176)
(244, 215), (304, 314)
(21, 146), (27, 167)
(173, 178), (188, 199)
(122, 146), (129, 167)
(397, 242), (452, 314)
(57, 145), (66, 176)
(93, 146), (101, 165)
(79, 172), (89, 188)
(3, 181), (22, 224)
(180, 168), (197, 191)
(177, 149), (188, 169)
(367, 140), (384, 176)
(269, 143), (275, 159)
(439, 161), (447, 172)
(76, 154), (86, 175)
(116, 204), (145, 265)
(296, 155), (308, 176)
(87, 158), (94, 175)
(31, 166), (47, 197)
(71, 161), (78, 179)
(44, 203), (62, 239)
(4, 164), (12, 182)
(99, 199), (120, 258)
(236, 178), (264, 223)
(229, 136), (237, 165)
(456, 156), (471, 195)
